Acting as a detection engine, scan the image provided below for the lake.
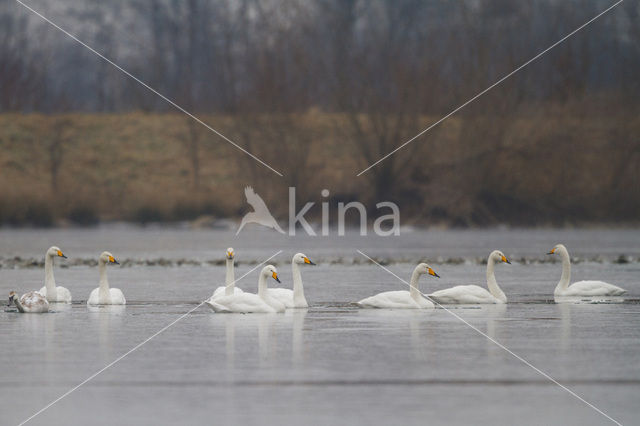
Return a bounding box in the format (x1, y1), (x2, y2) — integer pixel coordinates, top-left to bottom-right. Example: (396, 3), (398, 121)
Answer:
(1, 226), (639, 425)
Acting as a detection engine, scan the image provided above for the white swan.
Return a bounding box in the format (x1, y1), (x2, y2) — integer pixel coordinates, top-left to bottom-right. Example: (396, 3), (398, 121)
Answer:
(8, 290), (49, 313)
(268, 253), (315, 308)
(87, 251), (126, 305)
(38, 246), (71, 303)
(548, 244), (626, 297)
(357, 263), (439, 309)
(210, 248), (243, 300)
(206, 265), (285, 313)
(429, 250), (510, 304)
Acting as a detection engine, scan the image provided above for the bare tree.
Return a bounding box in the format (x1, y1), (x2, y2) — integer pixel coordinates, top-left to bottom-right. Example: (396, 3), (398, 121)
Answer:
(48, 119), (71, 193)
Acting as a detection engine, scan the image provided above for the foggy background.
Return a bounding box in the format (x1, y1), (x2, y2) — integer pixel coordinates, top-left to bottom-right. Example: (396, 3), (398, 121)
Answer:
(1, 0), (638, 227)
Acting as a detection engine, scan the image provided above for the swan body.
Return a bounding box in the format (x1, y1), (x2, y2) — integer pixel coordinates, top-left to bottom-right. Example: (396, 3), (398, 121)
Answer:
(87, 252), (126, 305)
(210, 248), (243, 300)
(357, 290), (434, 309)
(548, 244), (626, 297)
(268, 253), (315, 308)
(8, 291), (49, 313)
(429, 250), (510, 304)
(207, 294), (277, 313)
(357, 263), (439, 309)
(38, 246), (71, 303)
(206, 265), (285, 313)
(555, 280), (626, 297)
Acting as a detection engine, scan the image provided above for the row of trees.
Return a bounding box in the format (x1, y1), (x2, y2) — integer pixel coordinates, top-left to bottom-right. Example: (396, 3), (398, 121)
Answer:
(3, 0), (636, 113)
(1, 0), (639, 225)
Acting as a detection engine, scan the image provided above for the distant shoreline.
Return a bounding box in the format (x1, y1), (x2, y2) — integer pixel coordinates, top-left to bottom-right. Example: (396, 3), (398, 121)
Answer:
(1, 218), (639, 231)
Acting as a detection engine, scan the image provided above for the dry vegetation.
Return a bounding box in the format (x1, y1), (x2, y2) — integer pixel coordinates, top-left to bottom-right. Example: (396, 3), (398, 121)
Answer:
(1, 102), (638, 227)
(1, 1), (638, 226)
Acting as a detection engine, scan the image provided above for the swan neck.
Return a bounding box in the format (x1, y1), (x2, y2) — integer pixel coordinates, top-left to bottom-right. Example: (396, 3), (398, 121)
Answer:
(225, 258), (235, 296)
(13, 297), (25, 313)
(99, 260), (110, 297)
(486, 257), (506, 302)
(258, 273), (267, 297)
(409, 268), (421, 300)
(556, 249), (571, 293)
(291, 261), (307, 306)
(44, 254), (56, 293)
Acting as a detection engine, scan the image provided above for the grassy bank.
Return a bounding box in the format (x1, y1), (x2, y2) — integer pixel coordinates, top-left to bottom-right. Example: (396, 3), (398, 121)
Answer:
(0, 105), (638, 227)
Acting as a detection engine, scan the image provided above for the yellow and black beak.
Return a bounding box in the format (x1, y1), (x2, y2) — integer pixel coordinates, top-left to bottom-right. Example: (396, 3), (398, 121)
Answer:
(109, 256), (120, 265)
(547, 248), (556, 255)
(304, 257), (316, 266)
(7, 295), (14, 307)
(428, 267), (440, 278)
(227, 251), (234, 259)
(57, 250), (67, 259)
(501, 255), (511, 264)
(272, 271), (281, 283)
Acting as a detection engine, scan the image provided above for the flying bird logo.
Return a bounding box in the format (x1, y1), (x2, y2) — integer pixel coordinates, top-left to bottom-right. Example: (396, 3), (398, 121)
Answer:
(236, 186), (286, 235)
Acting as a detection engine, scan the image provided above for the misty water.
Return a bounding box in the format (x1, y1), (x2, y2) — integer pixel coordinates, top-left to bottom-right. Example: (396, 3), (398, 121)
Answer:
(1, 227), (639, 425)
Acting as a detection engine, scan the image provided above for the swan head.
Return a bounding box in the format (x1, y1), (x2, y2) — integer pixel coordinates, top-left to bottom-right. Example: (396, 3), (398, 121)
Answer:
(226, 248), (235, 260)
(262, 265), (281, 283)
(547, 244), (567, 256)
(490, 250), (511, 264)
(7, 291), (16, 306)
(416, 262), (440, 278)
(293, 253), (315, 265)
(100, 251), (120, 265)
(47, 246), (67, 259)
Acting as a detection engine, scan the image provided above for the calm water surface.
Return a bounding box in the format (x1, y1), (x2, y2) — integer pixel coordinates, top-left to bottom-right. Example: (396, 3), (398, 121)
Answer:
(1, 227), (639, 425)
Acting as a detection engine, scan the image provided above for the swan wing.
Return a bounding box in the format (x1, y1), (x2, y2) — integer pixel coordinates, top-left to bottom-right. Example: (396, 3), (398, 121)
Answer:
(20, 291), (49, 313)
(261, 293), (287, 312)
(205, 299), (232, 313)
(244, 186), (271, 215)
(209, 293), (276, 313)
(211, 286), (243, 300)
(357, 290), (424, 309)
(267, 288), (294, 308)
(87, 288), (99, 305)
(37, 286), (71, 303)
(429, 285), (500, 304)
(56, 286), (72, 303)
(109, 288), (127, 305)
(565, 280), (626, 296)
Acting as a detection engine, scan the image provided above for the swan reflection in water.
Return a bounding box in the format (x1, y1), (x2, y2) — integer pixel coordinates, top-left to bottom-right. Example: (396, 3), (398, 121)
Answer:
(482, 304), (507, 359)
(88, 304), (126, 365)
(356, 308), (434, 361)
(288, 309), (308, 365)
(215, 309), (309, 369)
